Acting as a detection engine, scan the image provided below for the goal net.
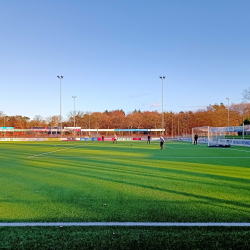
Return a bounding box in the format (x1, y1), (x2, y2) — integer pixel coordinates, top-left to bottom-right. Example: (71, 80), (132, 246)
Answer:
(192, 126), (230, 147)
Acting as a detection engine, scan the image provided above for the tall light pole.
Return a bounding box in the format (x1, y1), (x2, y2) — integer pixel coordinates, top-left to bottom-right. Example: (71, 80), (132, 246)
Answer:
(72, 96), (77, 137)
(4, 116), (5, 138)
(178, 118), (179, 140)
(57, 76), (63, 137)
(159, 76), (165, 135)
(226, 98), (229, 127)
(88, 112), (91, 136)
(172, 114), (174, 138)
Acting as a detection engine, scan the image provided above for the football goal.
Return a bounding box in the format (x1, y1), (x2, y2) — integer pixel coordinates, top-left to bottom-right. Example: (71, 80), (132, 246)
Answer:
(192, 126), (230, 147)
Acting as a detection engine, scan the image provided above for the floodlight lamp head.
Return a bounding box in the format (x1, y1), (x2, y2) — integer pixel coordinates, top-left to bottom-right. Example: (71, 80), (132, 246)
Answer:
(159, 76), (162, 79)
(61, 76), (63, 78)
(163, 76), (166, 79)
(57, 76), (60, 78)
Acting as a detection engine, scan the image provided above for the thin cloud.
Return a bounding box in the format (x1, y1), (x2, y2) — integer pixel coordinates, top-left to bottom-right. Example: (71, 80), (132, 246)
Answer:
(127, 93), (149, 99)
(179, 105), (207, 109)
(150, 102), (161, 108)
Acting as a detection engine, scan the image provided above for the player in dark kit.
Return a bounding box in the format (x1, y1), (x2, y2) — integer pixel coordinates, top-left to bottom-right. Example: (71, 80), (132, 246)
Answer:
(147, 134), (151, 144)
(160, 135), (165, 150)
(194, 133), (198, 145)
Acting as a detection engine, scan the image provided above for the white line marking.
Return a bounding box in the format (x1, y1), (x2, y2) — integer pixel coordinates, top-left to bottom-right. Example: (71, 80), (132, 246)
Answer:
(28, 146), (75, 158)
(0, 222), (250, 227)
(158, 156), (243, 158)
(29, 156), (250, 159)
(227, 148), (250, 153)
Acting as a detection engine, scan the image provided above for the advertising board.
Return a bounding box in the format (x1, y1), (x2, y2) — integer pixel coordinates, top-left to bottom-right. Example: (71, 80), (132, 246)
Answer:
(118, 138), (133, 141)
(29, 138), (47, 141)
(104, 138), (113, 141)
(211, 126), (250, 133)
(179, 138), (192, 142)
(151, 138), (160, 141)
(11, 138), (28, 141)
(47, 138), (61, 141)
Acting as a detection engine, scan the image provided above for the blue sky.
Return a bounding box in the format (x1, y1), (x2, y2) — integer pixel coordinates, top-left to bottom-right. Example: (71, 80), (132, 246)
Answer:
(0, 0), (249, 120)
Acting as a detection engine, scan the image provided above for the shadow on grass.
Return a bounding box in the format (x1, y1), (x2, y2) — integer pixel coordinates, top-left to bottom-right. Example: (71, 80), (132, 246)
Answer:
(8, 158), (250, 214)
(29, 153), (250, 188)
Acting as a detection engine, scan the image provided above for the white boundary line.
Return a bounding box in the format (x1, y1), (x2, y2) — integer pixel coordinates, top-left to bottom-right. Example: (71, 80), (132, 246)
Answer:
(227, 148), (250, 153)
(27, 145), (83, 158)
(0, 222), (250, 227)
(27, 156), (250, 159)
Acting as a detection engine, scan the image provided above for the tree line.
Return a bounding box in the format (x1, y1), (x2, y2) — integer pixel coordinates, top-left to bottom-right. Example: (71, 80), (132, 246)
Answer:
(1, 102), (250, 136)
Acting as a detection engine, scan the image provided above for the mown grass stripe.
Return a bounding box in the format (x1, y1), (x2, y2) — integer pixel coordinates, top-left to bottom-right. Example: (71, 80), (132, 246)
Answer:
(1, 222), (250, 227)
(28, 156), (250, 159)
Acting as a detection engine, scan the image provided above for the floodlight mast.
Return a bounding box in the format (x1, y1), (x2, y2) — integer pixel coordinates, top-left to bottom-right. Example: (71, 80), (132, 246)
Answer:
(4, 116), (5, 138)
(57, 76), (63, 137)
(72, 96), (77, 137)
(159, 76), (165, 135)
(226, 98), (229, 127)
(89, 112), (90, 136)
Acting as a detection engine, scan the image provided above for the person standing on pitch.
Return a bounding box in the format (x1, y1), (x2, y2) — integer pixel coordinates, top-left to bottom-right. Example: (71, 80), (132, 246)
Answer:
(147, 134), (151, 144)
(113, 134), (118, 144)
(160, 135), (165, 150)
(194, 133), (198, 145)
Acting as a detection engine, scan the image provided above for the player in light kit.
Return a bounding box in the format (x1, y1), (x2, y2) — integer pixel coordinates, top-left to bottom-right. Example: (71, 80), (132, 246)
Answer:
(113, 134), (118, 144)
(160, 135), (165, 150)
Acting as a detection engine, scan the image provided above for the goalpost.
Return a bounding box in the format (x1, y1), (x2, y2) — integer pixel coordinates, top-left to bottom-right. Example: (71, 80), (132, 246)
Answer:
(192, 126), (230, 147)
(192, 126), (210, 145)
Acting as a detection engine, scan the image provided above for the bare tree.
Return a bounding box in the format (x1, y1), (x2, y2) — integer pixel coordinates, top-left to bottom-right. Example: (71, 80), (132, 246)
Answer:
(46, 116), (58, 127)
(0, 111), (6, 127)
(242, 87), (250, 102)
(31, 115), (45, 127)
(230, 103), (250, 124)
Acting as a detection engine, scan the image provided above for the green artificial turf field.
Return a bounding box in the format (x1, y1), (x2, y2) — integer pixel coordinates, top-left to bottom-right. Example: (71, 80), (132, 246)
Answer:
(1, 140), (250, 249)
